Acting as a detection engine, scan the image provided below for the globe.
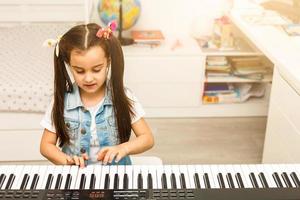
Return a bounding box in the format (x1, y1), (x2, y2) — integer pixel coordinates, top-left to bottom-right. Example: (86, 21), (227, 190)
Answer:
(98, 0), (141, 30)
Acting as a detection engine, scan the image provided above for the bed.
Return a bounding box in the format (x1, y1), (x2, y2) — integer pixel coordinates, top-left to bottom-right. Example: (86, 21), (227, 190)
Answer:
(0, 0), (93, 161)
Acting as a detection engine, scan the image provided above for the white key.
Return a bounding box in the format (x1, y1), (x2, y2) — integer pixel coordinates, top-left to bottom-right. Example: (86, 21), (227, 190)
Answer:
(41, 165), (55, 189)
(218, 165), (230, 188)
(260, 164), (276, 188)
(26, 166), (40, 190)
(187, 165), (196, 189)
(125, 165), (133, 189)
(10, 166), (24, 190)
(84, 165), (94, 189)
(133, 165), (141, 189)
(163, 165), (172, 189)
(17, 165), (32, 190)
(69, 165), (79, 189)
(171, 165), (181, 189)
(225, 165), (239, 189)
(59, 165), (71, 189)
(35, 166), (48, 190)
(232, 165), (247, 188)
(156, 165), (164, 189)
(117, 165), (125, 189)
(209, 165), (220, 188)
(148, 165), (158, 189)
(270, 164), (286, 188)
(100, 165), (109, 189)
(282, 164), (296, 188)
(179, 165), (191, 189)
(109, 165), (118, 189)
(51, 166), (64, 189)
(94, 165), (102, 189)
(240, 165), (253, 188)
(248, 164), (263, 188)
(74, 166), (87, 189)
(195, 165), (206, 189)
(140, 165), (149, 189)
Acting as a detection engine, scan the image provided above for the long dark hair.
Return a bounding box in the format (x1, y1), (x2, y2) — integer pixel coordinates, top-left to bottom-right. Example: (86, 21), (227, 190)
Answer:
(52, 23), (134, 147)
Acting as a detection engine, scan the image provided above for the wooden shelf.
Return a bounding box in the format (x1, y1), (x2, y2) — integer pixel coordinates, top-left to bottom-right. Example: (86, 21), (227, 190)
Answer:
(206, 74), (273, 83)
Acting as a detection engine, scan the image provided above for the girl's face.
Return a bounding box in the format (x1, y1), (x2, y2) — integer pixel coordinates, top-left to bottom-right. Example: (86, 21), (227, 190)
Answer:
(69, 46), (109, 96)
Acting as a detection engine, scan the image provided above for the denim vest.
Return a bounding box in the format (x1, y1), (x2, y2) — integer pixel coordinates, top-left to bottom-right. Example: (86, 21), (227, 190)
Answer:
(62, 84), (131, 165)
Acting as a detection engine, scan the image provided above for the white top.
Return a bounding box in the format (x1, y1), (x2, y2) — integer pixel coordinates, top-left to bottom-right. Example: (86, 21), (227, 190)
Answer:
(40, 89), (145, 163)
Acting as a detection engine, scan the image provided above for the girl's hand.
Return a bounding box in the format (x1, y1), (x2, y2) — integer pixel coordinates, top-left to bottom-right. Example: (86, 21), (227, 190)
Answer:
(65, 153), (89, 168)
(97, 145), (129, 165)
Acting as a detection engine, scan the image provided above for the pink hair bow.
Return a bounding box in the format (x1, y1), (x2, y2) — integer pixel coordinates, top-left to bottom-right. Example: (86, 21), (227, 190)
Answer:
(96, 21), (117, 39)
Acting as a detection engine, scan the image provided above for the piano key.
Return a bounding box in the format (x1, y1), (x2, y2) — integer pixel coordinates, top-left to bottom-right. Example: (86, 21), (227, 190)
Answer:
(125, 165), (133, 189)
(94, 165), (102, 189)
(272, 172), (284, 188)
(68, 165), (79, 189)
(30, 174), (39, 190)
(170, 173), (177, 189)
(79, 174), (86, 189)
(84, 165), (94, 190)
(194, 173), (201, 188)
(282, 164), (297, 188)
(41, 165), (55, 189)
(75, 167), (87, 189)
(180, 173), (187, 189)
(51, 166), (64, 190)
(5, 174), (15, 189)
(148, 165), (158, 189)
(0, 174), (5, 189)
(261, 164), (277, 188)
(195, 165), (206, 189)
(147, 173), (153, 189)
(90, 174), (96, 189)
(202, 165), (218, 188)
(1, 165), (16, 190)
(179, 165), (191, 189)
(218, 165), (230, 188)
(100, 166), (109, 189)
(235, 173), (244, 188)
(123, 173), (129, 189)
(156, 165), (163, 189)
(10, 165), (24, 190)
(20, 174), (30, 189)
(258, 172), (269, 188)
(114, 174), (119, 189)
(140, 166), (149, 189)
(187, 165), (196, 189)
(271, 164), (286, 188)
(163, 165), (172, 189)
(109, 166), (118, 189)
(249, 172), (259, 188)
(161, 173), (167, 189)
(240, 165), (254, 188)
(117, 165), (125, 189)
(64, 174), (72, 190)
(171, 165), (182, 190)
(60, 165), (71, 190)
(133, 165), (141, 189)
(26, 166), (39, 190)
(104, 174), (110, 189)
(290, 172), (300, 187)
(35, 166), (48, 190)
(54, 174), (62, 189)
(281, 172), (293, 188)
(138, 173), (143, 189)
(210, 165), (221, 188)
(225, 165), (239, 189)
(226, 173), (235, 188)
(16, 165), (32, 190)
(248, 165), (263, 188)
(217, 173), (226, 188)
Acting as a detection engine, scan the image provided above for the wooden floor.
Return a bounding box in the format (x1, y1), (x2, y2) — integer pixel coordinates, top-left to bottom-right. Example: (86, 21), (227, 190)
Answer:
(0, 117), (267, 165)
(141, 117), (267, 164)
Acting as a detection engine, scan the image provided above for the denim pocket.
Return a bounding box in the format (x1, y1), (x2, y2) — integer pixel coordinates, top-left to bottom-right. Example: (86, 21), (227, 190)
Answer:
(65, 120), (79, 140)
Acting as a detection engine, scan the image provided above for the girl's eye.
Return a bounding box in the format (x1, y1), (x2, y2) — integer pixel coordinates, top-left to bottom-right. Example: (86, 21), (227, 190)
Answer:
(76, 71), (84, 74)
(93, 68), (102, 73)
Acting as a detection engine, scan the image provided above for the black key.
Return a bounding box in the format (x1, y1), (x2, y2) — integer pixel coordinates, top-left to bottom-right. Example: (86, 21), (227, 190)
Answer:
(258, 172), (269, 188)
(64, 174), (72, 189)
(123, 174), (128, 189)
(5, 174), (15, 189)
(180, 173), (186, 189)
(291, 172), (300, 187)
(30, 174), (39, 189)
(249, 173), (259, 188)
(0, 174), (6, 189)
(147, 173), (153, 189)
(45, 174), (53, 189)
(20, 174), (30, 190)
(203, 173), (211, 189)
(282, 172), (293, 188)
(194, 173), (201, 189)
(226, 173), (235, 188)
(55, 174), (62, 189)
(161, 173), (167, 189)
(104, 174), (110, 189)
(90, 174), (96, 189)
(170, 173), (177, 189)
(235, 173), (244, 188)
(217, 173), (226, 188)
(113, 174), (119, 189)
(138, 173), (143, 189)
(79, 174), (86, 189)
(272, 172), (283, 188)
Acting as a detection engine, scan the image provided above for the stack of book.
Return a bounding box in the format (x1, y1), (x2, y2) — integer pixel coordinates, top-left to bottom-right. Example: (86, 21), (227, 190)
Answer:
(131, 30), (164, 46)
(228, 57), (272, 80)
(206, 56), (231, 77)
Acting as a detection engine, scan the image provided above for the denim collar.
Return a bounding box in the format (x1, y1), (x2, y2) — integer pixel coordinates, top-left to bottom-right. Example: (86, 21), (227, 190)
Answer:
(65, 82), (113, 110)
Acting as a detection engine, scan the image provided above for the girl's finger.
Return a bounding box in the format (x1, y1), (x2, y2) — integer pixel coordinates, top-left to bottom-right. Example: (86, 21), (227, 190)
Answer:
(79, 157), (85, 168)
(115, 152), (123, 163)
(97, 148), (109, 161)
(103, 150), (113, 165)
(108, 152), (117, 164)
(73, 156), (79, 166)
(82, 153), (89, 160)
(66, 155), (74, 165)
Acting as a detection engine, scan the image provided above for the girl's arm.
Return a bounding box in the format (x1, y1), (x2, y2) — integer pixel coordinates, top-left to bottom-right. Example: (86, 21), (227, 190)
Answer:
(40, 129), (70, 165)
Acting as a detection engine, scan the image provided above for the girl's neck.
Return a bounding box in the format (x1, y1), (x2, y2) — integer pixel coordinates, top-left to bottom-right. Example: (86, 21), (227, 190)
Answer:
(79, 85), (106, 107)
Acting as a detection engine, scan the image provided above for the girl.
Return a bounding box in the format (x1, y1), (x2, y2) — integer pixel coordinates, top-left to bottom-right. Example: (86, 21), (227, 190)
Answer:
(40, 22), (154, 168)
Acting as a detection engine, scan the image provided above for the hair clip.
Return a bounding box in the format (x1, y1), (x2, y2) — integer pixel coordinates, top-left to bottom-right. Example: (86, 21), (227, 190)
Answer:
(96, 21), (117, 40)
(43, 35), (62, 57)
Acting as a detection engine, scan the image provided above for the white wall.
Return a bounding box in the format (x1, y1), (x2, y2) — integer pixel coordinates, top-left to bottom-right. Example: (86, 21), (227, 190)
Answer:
(91, 0), (233, 37)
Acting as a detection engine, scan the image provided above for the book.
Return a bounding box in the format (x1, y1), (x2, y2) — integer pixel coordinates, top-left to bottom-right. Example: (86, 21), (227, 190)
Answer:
(131, 30), (164, 44)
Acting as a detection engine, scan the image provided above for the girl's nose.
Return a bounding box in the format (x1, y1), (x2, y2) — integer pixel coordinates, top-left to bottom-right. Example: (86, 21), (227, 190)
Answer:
(84, 73), (93, 82)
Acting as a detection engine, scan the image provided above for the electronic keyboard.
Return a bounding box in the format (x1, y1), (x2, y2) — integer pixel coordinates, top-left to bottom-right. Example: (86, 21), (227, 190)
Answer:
(1, 164), (300, 199)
